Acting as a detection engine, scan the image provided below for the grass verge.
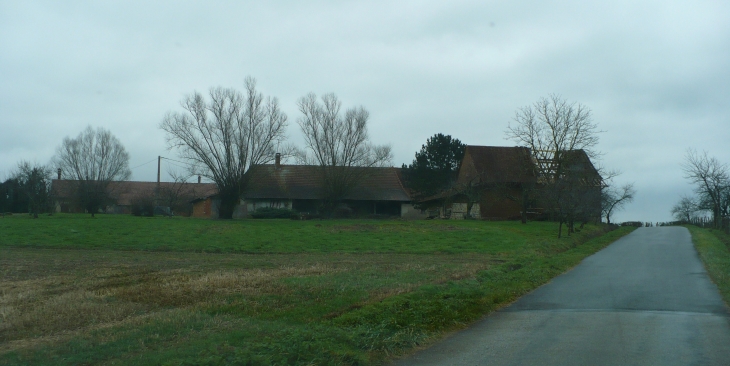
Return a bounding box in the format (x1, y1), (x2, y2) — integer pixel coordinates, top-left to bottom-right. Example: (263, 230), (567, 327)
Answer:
(688, 226), (730, 305)
(0, 215), (635, 365)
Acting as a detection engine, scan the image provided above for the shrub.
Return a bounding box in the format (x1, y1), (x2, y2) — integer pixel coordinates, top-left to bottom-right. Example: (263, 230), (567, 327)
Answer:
(291, 212), (320, 220)
(131, 196), (155, 217)
(333, 205), (353, 218)
(250, 207), (297, 219)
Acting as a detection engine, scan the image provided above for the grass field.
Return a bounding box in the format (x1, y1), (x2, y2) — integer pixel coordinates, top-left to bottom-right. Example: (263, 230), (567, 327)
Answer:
(0, 214), (634, 365)
(688, 226), (730, 306)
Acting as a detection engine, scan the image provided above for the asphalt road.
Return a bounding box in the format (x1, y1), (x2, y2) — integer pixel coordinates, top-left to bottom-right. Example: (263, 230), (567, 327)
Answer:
(394, 227), (730, 366)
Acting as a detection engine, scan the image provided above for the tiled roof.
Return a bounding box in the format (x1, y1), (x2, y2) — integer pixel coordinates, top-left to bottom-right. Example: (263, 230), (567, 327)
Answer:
(533, 149), (602, 183)
(462, 146), (536, 183)
(560, 149), (602, 184)
(245, 165), (412, 202)
(563, 150), (600, 175)
(52, 165), (413, 205)
(51, 180), (218, 206)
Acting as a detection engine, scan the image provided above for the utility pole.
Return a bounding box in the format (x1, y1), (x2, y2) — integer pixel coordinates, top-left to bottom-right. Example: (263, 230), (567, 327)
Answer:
(156, 156), (162, 208)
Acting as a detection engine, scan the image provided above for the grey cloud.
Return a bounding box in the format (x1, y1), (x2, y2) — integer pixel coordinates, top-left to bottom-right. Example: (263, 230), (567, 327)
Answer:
(1, 0), (728, 222)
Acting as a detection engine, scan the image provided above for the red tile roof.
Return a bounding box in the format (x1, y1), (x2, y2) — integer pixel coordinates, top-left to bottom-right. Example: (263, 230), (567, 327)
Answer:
(461, 146), (536, 184)
(51, 180), (218, 206)
(52, 165), (413, 205)
(245, 165), (411, 201)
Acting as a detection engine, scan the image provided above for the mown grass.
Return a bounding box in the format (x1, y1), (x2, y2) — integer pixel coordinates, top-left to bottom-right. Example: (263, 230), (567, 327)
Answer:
(0, 214), (634, 365)
(688, 226), (730, 306)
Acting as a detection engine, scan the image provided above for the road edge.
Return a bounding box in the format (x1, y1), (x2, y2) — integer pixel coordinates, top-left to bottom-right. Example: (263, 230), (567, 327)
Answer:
(688, 225), (730, 308)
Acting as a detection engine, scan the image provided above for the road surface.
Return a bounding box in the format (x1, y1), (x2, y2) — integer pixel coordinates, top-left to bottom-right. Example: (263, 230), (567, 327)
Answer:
(394, 227), (730, 366)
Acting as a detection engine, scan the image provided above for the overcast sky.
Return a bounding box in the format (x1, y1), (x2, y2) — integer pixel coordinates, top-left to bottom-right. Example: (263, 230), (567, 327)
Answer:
(1, 1), (728, 223)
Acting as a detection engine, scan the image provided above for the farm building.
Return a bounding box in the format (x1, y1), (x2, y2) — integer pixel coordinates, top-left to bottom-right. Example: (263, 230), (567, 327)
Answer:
(419, 146), (537, 220)
(51, 179), (216, 216)
(192, 159), (424, 219)
(420, 145), (602, 221)
(50, 146), (601, 221)
(457, 145), (537, 219)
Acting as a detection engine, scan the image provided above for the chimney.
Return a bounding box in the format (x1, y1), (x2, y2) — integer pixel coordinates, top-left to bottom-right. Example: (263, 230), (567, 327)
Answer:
(57, 168), (61, 180)
(197, 175), (201, 184)
(275, 153), (281, 169)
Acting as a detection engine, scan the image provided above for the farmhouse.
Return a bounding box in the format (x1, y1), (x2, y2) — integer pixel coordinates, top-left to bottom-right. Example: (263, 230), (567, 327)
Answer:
(193, 159), (423, 219)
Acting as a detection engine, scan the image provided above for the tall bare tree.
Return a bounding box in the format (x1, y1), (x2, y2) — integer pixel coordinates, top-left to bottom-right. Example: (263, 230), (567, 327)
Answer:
(681, 149), (729, 229)
(160, 77), (288, 219)
(601, 182), (635, 224)
(297, 93), (392, 213)
(13, 161), (53, 218)
(55, 126), (131, 216)
(506, 94), (603, 237)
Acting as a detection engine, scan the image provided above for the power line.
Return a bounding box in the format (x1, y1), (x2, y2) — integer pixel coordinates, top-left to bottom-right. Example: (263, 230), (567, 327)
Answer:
(164, 160), (191, 170)
(160, 156), (196, 167)
(129, 158), (157, 170)
(131, 156), (197, 176)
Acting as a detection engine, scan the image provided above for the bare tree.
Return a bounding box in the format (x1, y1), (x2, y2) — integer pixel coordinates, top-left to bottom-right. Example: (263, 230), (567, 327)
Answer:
(297, 93), (392, 213)
(506, 94), (601, 172)
(54, 126), (131, 216)
(540, 161), (601, 236)
(671, 195), (698, 222)
(505, 94), (603, 237)
(681, 149), (729, 229)
(13, 161), (53, 218)
(160, 77), (288, 219)
(601, 183), (636, 224)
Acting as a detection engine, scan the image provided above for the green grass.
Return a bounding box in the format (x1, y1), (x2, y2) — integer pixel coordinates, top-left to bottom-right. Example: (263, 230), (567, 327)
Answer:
(688, 226), (730, 305)
(0, 214), (635, 365)
(3, 213), (560, 253)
